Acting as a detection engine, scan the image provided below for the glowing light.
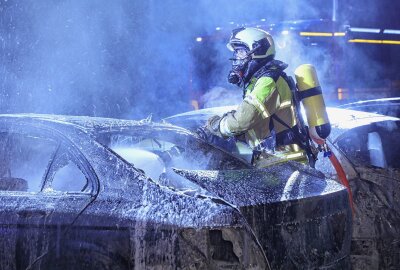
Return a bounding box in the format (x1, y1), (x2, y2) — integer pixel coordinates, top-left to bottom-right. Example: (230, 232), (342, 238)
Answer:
(382, 40), (400, 44)
(300, 32), (333, 37)
(348, 39), (400, 45)
(281, 30), (289, 35)
(383, 29), (400, 34)
(334, 32), (346, 36)
(260, 18), (266, 22)
(349, 27), (380, 33)
(196, 37), (202, 42)
(276, 40), (287, 49)
(338, 88), (343, 100)
(299, 32), (345, 37)
(191, 100), (199, 110)
(215, 27), (221, 31)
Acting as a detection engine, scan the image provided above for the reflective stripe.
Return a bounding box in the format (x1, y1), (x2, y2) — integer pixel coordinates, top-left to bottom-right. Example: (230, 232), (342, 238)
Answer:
(290, 105), (296, 126)
(279, 100), (292, 108)
(248, 129), (260, 148)
(286, 152), (306, 159)
(244, 95), (270, 118)
(276, 76), (292, 109)
(219, 117), (235, 136)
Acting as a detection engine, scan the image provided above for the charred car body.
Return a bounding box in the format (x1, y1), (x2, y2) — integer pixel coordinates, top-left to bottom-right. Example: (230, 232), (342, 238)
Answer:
(314, 108), (400, 269)
(338, 97), (400, 118)
(0, 114), (351, 269)
(166, 106), (400, 269)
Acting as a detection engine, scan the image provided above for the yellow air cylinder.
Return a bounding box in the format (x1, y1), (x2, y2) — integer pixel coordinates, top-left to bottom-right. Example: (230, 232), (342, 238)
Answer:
(294, 64), (331, 143)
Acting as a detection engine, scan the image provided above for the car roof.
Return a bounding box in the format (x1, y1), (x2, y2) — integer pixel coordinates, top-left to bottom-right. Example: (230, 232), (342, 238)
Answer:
(337, 97), (400, 118)
(165, 106), (400, 142)
(338, 97), (400, 108)
(0, 113), (191, 134)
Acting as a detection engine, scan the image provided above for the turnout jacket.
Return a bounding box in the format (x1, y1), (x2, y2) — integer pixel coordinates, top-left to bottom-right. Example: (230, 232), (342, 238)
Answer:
(219, 60), (296, 149)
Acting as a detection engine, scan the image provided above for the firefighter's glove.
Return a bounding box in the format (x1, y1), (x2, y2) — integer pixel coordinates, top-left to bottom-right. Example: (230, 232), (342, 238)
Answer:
(196, 125), (219, 143)
(196, 115), (223, 142)
(206, 115), (223, 137)
(222, 110), (236, 118)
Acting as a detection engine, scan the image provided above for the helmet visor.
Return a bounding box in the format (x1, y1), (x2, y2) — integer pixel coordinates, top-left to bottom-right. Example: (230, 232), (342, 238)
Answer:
(230, 47), (250, 66)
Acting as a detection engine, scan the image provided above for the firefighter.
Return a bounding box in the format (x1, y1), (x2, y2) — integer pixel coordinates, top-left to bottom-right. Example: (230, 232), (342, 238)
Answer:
(199, 27), (302, 166)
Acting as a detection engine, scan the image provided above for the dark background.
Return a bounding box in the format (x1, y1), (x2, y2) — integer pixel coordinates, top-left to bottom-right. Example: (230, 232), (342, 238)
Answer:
(1, 0), (399, 119)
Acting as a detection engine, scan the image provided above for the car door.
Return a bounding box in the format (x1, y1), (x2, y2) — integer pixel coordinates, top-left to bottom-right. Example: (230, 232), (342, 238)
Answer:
(0, 122), (97, 269)
(330, 120), (400, 269)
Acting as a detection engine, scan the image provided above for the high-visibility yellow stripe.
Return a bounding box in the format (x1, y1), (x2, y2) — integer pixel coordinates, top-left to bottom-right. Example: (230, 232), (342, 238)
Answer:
(286, 152), (306, 159)
(248, 129), (260, 148)
(348, 39), (400, 45)
(245, 95), (270, 118)
(279, 100), (292, 108)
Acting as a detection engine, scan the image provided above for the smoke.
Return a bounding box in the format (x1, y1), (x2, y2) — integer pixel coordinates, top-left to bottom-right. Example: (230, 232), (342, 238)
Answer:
(0, 0), (398, 120)
(193, 0), (332, 107)
(201, 86), (242, 108)
(193, 0), (400, 107)
(0, 0), (201, 119)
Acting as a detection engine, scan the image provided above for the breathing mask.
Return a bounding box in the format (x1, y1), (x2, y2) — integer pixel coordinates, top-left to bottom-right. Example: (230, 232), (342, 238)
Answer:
(228, 47), (250, 86)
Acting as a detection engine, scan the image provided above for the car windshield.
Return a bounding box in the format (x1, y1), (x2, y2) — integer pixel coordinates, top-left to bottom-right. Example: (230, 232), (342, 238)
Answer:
(335, 120), (400, 169)
(94, 127), (250, 186)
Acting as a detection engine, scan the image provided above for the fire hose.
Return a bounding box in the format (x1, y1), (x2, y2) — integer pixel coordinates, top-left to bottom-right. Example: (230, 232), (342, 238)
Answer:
(322, 144), (355, 214)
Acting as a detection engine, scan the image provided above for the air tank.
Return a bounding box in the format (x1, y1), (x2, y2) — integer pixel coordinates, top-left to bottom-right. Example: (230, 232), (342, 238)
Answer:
(294, 64), (331, 144)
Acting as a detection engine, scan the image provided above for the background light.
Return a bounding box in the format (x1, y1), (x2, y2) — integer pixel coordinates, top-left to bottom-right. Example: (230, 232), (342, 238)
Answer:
(383, 29), (400, 35)
(349, 27), (381, 33)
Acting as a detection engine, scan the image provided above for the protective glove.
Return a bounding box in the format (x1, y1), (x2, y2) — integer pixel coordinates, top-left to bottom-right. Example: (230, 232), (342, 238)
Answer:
(206, 115), (222, 135)
(196, 115), (222, 141)
(196, 126), (214, 142)
(221, 110), (236, 119)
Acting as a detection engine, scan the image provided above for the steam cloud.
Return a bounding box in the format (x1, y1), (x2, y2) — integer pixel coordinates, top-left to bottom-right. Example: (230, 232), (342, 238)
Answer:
(0, 0), (398, 119)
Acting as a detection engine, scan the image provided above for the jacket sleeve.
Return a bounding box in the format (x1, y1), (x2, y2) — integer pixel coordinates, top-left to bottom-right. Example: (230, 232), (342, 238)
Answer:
(219, 77), (278, 137)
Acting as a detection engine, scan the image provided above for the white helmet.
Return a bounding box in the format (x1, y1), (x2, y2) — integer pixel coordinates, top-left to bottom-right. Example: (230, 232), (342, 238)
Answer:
(227, 27), (275, 59)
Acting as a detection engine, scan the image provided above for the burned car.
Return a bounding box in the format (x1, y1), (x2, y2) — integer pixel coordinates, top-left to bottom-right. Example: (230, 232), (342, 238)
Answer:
(0, 114), (351, 269)
(338, 97), (400, 118)
(314, 108), (400, 270)
(165, 106), (400, 269)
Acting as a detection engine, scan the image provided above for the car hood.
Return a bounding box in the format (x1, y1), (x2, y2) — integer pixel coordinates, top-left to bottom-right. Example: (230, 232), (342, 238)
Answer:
(173, 161), (352, 269)
(173, 161), (345, 207)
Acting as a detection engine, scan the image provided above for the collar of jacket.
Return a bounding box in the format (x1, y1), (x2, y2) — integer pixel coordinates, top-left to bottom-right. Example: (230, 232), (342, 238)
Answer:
(253, 60), (288, 79)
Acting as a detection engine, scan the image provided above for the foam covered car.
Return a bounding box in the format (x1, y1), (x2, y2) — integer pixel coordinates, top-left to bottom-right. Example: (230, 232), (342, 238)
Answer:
(165, 106), (400, 269)
(338, 97), (400, 118)
(0, 114), (351, 269)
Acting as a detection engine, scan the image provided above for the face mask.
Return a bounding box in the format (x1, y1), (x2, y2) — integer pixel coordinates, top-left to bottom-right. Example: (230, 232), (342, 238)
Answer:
(228, 48), (250, 86)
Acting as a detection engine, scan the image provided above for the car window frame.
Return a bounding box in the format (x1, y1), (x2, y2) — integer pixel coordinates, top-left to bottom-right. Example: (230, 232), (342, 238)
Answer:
(332, 119), (400, 169)
(94, 125), (252, 170)
(0, 121), (98, 196)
